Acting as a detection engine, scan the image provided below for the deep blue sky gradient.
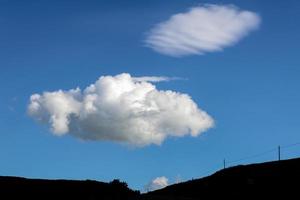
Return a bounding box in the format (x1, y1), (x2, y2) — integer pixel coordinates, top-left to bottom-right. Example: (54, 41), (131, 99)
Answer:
(1, 0), (300, 190)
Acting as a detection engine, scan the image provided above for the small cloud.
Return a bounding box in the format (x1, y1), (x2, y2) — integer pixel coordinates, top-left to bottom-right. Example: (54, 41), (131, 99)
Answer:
(145, 4), (261, 57)
(132, 76), (185, 82)
(145, 176), (169, 192)
(132, 76), (172, 82)
(28, 73), (214, 147)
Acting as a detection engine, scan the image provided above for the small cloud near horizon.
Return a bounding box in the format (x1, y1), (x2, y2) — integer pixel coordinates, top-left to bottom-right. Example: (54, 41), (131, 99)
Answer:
(145, 176), (169, 192)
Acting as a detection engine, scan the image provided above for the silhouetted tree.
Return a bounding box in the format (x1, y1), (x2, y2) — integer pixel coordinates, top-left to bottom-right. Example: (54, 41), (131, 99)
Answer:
(110, 179), (128, 189)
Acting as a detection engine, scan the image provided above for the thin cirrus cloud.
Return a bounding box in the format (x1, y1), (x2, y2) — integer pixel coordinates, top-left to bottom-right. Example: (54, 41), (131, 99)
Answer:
(145, 4), (261, 57)
(28, 73), (214, 147)
(132, 76), (172, 82)
(145, 176), (169, 192)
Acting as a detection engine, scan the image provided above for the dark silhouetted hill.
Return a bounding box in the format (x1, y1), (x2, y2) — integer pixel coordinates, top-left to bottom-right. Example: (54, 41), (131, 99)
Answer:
(2, 157), (300, 199)
(0, 176), (139, 200)
(142, 157), (300, 199)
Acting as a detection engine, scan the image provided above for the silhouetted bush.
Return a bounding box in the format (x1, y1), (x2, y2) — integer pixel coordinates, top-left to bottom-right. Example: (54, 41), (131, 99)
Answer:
(110, 179), (128, 188)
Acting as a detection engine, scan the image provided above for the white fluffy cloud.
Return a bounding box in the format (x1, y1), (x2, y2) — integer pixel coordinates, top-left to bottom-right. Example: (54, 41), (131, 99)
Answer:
(145, 176), (169, 192)
(145, 4), (261, 57)
(28, 73), (213, 146)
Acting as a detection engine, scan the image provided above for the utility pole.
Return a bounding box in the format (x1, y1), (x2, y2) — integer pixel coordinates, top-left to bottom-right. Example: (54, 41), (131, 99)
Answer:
(278, 146), (281, 161)
(223, 159), (226, 169)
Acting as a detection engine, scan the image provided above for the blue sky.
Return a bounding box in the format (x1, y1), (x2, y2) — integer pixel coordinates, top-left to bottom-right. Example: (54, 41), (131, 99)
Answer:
(1, 0), (300, 190)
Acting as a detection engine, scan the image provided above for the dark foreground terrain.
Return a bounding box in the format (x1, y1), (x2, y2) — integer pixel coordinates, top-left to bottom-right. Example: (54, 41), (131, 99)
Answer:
(0, 177), (139, 199)
(1, 157), (300, 199)
(144, 157), (300, 199)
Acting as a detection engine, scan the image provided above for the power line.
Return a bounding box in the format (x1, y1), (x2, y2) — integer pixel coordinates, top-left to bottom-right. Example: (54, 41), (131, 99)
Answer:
(227, 147), (277, 166)
(281, 142), (300, 149)
(226, 141), (300, 166)
(198, 165), (221, 178)
(197, 141), (300, 180)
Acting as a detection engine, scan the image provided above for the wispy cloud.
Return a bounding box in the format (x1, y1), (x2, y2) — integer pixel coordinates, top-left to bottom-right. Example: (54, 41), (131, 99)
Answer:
(145, 4), (261, 57)
(132, 76), (172, 82)
(28, 73), (213, 147)
(132, 76), (183, 82)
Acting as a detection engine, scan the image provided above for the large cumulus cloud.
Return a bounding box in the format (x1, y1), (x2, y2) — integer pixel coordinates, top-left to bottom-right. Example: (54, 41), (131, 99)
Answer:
(28, 73), (213, 146)
(145, 4), (261, 57)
